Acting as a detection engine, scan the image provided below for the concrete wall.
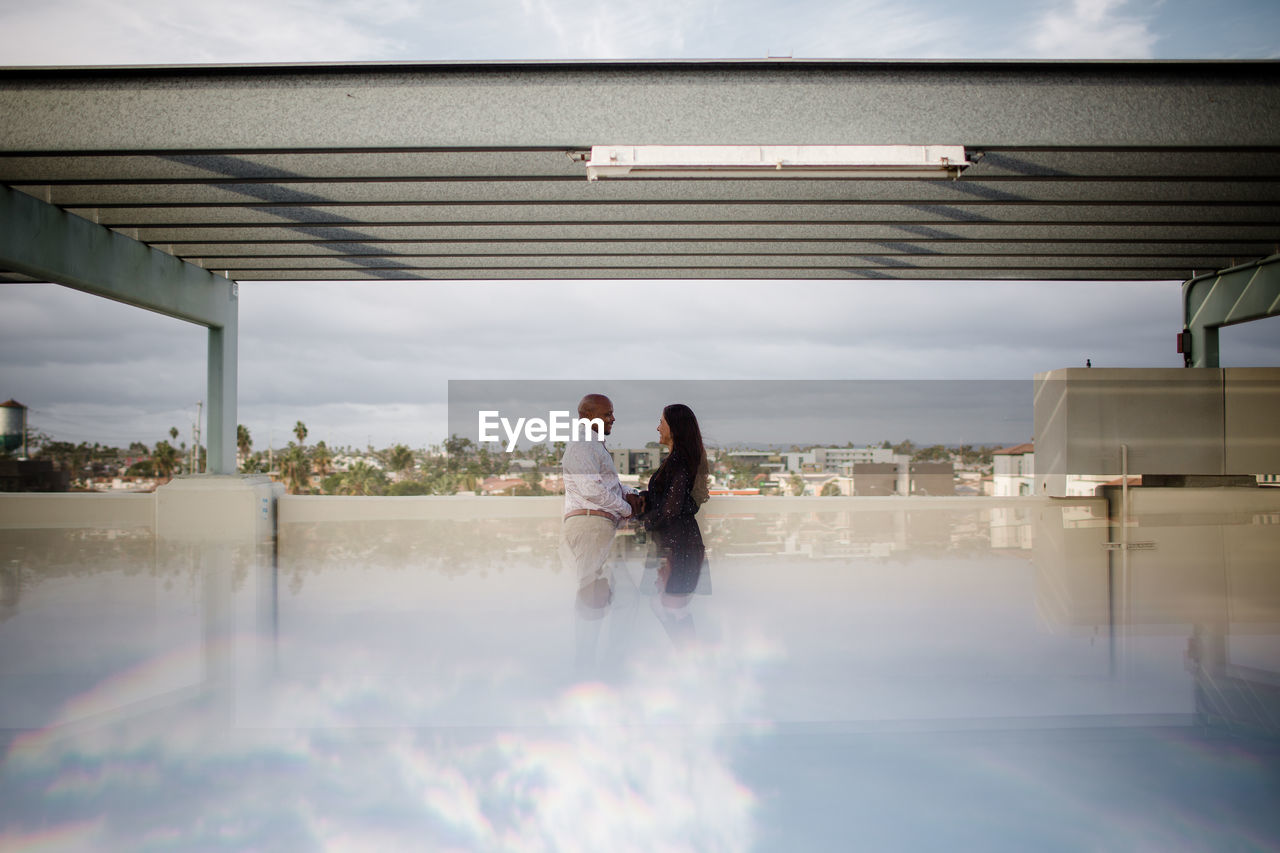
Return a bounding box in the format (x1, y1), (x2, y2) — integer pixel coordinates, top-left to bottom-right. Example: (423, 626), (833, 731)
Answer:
(0, 476), (284, 543)
(0, 492), (155, 529)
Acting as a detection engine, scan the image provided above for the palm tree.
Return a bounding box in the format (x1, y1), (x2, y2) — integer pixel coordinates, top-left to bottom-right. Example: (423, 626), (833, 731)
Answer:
(443, 434), (473, 472)
(312, 440), (332, 478)
(293, 420), (308, 447)
(387, 444), (414, 477)
(279, 443), (312, 494)
(237, 424), (252, 466)
(340, 460), (387, 495)
(153, 439), (178, 482)
(167, 426), (182, 474)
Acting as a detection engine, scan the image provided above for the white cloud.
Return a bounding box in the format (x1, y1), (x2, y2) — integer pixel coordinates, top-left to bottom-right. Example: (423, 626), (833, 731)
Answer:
(1028, 0), (1158, 58)
(517, 0), (709, 58)
(3, 278), (1211, 450)
(0, 0), (413, 65)
(798, 0), (961, 59)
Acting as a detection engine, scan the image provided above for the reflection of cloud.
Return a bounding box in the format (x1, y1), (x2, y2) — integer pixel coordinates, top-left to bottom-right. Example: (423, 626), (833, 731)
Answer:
(0, 819), (105, 851)
(4, 638), (770, 849)
(1029, 0), (1158, 58)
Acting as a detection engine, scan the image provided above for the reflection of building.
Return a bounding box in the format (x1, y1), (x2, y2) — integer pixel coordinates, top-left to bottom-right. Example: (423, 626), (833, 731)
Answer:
(988, 505), (1034, 550)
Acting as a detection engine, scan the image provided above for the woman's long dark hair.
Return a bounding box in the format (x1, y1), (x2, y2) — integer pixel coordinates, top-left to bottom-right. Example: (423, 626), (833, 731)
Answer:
(660, 403), (706, 484)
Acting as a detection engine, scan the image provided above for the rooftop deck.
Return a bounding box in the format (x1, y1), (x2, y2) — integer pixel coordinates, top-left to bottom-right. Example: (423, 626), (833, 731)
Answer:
(2, 490), (1278, 847)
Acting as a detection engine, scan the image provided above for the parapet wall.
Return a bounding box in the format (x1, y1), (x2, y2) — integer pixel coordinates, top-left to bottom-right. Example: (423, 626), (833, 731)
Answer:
(1034, 367), (1280, 496)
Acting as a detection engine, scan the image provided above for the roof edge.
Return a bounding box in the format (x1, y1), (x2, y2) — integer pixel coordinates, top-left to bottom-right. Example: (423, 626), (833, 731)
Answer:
(3, 57), (1280, 77)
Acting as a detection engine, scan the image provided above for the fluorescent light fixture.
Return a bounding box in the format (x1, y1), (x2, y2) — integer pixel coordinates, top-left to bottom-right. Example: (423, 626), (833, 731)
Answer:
(584, 145), (970, 180)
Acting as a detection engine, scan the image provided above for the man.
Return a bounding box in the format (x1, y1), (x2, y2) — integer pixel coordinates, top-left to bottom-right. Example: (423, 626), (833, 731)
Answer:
(560, 394), (641, 608)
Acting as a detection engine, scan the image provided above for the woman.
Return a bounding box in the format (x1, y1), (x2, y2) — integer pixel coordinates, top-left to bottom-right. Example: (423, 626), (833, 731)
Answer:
(639, 403), (709, 597)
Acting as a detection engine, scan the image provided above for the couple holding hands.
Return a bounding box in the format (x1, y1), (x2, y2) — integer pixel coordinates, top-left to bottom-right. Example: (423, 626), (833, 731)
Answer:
(561, 394), (709, 607)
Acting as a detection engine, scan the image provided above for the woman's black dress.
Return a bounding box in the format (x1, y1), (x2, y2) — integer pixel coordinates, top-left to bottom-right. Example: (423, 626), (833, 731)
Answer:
(640, 455), (705, 595)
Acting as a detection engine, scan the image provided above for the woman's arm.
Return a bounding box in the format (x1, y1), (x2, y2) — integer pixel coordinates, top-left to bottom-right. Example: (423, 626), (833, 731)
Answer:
(643, 464), (693, 530)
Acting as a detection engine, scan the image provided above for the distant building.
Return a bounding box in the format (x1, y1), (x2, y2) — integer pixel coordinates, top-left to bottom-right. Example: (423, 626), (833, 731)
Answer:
(910, 462), (955, 496)
(992, 443), (1035, 496)
(611, 446), (665, 476)
(852, 462), (898, 496)
(480, 476), (527, 495)
(1, 399), (27, 456)
(993, 442), (1149, 497)
(781, 451), (816, 472)
(0, 458), (70, 492)
(814, 446), (897, 474)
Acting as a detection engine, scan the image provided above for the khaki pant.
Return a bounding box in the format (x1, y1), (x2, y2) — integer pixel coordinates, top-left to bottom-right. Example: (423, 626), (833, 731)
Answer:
(560, 514), (617, 591)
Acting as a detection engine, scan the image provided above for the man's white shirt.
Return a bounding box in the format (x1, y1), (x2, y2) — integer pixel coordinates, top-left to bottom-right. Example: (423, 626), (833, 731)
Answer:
(561, 435), (634, 518)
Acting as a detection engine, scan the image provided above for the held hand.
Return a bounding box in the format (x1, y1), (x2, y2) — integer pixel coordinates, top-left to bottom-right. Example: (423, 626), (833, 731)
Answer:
(625, 493), (644, 516)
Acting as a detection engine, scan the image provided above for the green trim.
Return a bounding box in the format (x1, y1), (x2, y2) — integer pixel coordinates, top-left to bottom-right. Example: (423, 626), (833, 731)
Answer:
(1, 185), (239, 473)
(1182, 253), (1280, 368)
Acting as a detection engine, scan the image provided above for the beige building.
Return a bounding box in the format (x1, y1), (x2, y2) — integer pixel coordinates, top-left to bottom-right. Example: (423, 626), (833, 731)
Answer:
(992, 443), (1035, 496)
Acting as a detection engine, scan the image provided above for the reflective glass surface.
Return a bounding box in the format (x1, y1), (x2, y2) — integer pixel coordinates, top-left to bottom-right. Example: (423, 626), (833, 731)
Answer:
(3, 497), (1279, 850)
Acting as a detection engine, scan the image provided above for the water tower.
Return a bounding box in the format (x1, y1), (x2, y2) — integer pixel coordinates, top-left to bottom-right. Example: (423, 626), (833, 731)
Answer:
(1, 399), (27, 456)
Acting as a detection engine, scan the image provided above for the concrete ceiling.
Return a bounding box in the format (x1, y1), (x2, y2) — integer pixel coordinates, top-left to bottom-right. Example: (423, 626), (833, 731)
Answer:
(2, 60), (1278, 281)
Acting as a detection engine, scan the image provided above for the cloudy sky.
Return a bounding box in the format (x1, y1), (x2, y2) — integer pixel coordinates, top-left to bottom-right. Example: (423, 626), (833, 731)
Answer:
(2, 0), (1279, 451)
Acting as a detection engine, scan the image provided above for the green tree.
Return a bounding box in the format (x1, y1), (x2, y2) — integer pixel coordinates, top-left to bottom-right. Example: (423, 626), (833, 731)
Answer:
(387, 444), (414, 476)
(443, 434), (473, 472)
(279, 443), (312, 494)
(789, 472), (805, 496)
(424, 468), (459, 495)
(387, 479), (433, 496)
(729, 461), (762, 489)
(820, 481), (841, 496)
(312, 441), (333, 477)
(516, 469), (546, 496)
(237, 424), (252, 459)
(241, 451), (268, 475)
(37, 441), (89, 474)
(339, 461), (388, 496)
(153, 440), (179, 481)
(293, 420), (308, 447)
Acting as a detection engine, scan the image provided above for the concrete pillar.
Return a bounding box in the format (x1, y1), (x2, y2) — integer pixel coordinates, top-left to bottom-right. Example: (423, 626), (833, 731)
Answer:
(155, 475), (284, 544)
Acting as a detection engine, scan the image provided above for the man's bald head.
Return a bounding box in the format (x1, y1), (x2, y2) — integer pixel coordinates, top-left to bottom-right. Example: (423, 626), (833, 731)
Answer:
(577, 394), (615, 436)
(578, 394), (611, 419)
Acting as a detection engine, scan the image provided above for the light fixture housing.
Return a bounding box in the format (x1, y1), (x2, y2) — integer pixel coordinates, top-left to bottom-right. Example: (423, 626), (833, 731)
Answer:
(584, 145), (970, 180)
